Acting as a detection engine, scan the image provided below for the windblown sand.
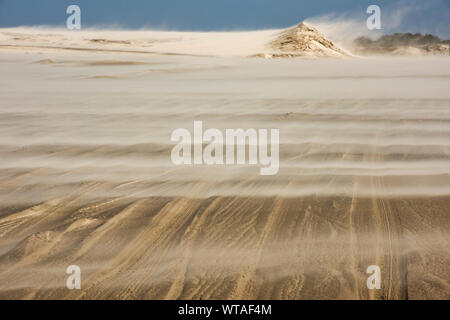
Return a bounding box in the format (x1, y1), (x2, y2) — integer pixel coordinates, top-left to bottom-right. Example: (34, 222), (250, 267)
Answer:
(0, 29), (449, 299)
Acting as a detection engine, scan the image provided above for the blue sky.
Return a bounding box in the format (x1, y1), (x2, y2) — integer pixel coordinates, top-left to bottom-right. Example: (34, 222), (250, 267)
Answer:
(0, 0), (449, 38)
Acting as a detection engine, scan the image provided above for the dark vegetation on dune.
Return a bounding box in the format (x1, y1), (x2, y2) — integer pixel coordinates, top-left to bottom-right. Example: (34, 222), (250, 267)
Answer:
(354, 33), (450, 55)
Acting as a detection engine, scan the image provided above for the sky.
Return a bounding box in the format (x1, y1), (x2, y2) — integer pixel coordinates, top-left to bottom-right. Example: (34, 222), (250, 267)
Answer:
(0, 0), (449, 38)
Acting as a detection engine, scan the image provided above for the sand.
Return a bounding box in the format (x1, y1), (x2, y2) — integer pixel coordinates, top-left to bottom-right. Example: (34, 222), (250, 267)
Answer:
(0, 28), (449, 300)
(0, 23), (351, 59)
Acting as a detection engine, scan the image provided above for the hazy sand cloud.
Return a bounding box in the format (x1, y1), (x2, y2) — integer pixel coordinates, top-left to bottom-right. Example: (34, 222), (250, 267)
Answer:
(306, 0), (449, 46)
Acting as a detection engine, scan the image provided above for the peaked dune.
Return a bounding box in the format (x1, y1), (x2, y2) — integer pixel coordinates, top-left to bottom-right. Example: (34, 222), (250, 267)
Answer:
(266, 22), (351, 58)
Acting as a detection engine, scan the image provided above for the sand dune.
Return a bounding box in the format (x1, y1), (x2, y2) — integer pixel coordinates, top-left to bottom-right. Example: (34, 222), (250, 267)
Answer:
(0, 27), (279, 57)
(268, 22), (351, 58)
(0, 23), (350, 58)
(0, 28), (449, 299)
